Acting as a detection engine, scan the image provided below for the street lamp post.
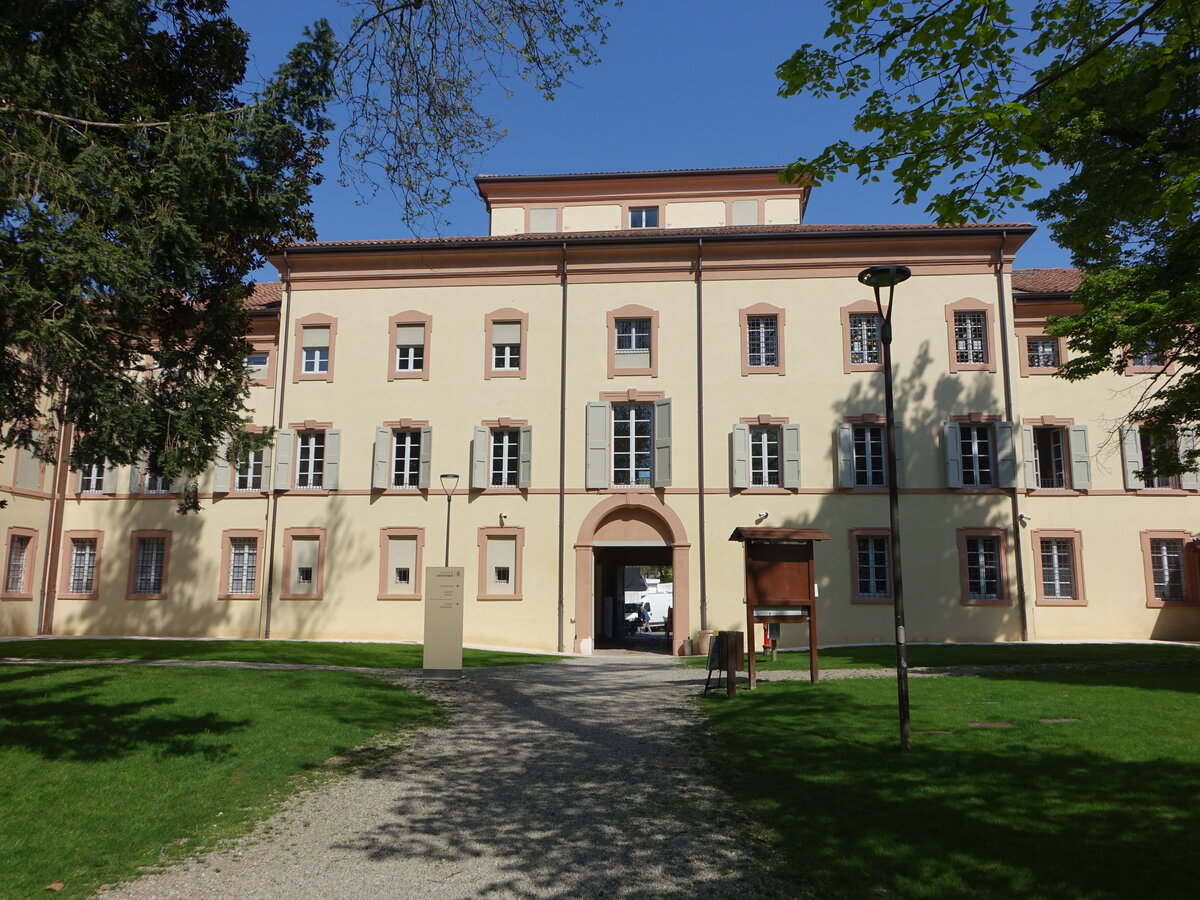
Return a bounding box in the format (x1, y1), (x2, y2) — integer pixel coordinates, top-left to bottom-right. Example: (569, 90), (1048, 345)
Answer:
(858, 264), (913, 751)
(440, 473), (460, 567)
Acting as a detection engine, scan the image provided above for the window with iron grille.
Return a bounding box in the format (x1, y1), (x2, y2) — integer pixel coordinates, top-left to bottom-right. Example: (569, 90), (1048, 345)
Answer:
(490, 429), (520, 487)
(1039, 538), (1076, 601)
(612, 404), (653, 486)
(959, 425), (994, 486)
(392, 430), (421, 489)
(134, 537), (165, 594)
(1027, 337), (1059, 369)
(1150, 538), (1186, 602)
(615, 319), (651, 353)
(852, 425), (886, 487)
(848, 313), (881, 365)
(746, 315), (778, 368)
(5, 535), (30, 593)
(235, 449), (264, 491)
(296, 431), (325, 489)
(227, 537), (257, 595)
(79, 461), (105, 493)
(855, 535), (891, 599)
(965, 536), (1000, 600)
(954, 311), (988, 365)
(1032, 427), (1067, 488)
(69, 538), (97, 594)
(749, 426), (780, 487)
(494, 565), (511, 584)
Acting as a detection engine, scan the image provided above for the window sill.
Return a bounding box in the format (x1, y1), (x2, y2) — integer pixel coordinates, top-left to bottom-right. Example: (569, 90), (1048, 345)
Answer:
(1025, 488), (1082, 496)
(476, 486), (524, 494)
(1146, 598), (1200, 608)
(738, 487), (795, 495)
(289, 488), (332, 496)
(743, 367), (784, 376)
(126, 593), (167, 601)
(960, 596), (1012, 607)
(1021, 368), (1061, 376)
(845, 364), (884, 374)
(1130, 488), (1191, 496)
(281, 593), (324, 601)
(377, 593), (421, 601)
(850, 596), (893, 605)
(478, 593), (523, 601)
(378, 487), (427, 496)
(57, 592), (98, 601)
(0, 593), (34, 601)
(841, 486), (888, 494)
(1035, 598), (1087, 607)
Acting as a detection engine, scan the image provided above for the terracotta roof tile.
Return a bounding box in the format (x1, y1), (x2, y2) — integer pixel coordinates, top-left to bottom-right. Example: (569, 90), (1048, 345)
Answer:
(245, 281), (282, 311)
(1012, 268), (1082, 294)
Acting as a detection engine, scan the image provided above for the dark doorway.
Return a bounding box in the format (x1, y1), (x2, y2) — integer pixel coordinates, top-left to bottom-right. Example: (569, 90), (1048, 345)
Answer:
(592, 545), (674, 653)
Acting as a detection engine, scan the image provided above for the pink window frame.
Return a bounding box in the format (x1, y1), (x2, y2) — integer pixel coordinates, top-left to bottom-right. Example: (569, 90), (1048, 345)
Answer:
(218, 529), (265, 600)
(378, 527), (425, 599)
(388, 310), (432, 382)
(292, 313), (338, 383)
(1140, 530), (1199, 607)
(955, 527), (1011, 606)
(126, 529), (172, 601)
(1031, 529), (1087, 607)
(477, 526), (525, 600)
(945, 297), (998, 373)
(739, 302), (785, 376)
(606, 304), (659, 378)
(281, 527), (327, 600)
(1016, 326), (1067, 377)
(2, 526), (39, 600)
(58, 529), (104, 600)
(247, 337), (277, 387)
(840, 298), (884, 374)
(484, 308), (529, 380)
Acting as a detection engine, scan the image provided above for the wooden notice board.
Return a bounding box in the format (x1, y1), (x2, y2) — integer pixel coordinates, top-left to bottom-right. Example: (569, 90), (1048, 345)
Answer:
(729, 527), (830, 689)
(423, 566), (464, 677)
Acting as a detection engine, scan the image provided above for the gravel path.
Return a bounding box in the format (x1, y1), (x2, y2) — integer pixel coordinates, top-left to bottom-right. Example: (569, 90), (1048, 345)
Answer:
(103, 655), (798, 900)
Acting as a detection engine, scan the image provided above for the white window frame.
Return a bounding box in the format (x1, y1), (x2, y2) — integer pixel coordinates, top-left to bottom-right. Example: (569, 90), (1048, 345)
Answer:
(629, 206), (659, 228)
(954, 310), (988, 365)
(227, 537), (258, 595)
(1032, 426), (1068, 489)
(615, 318), (652, 354)
(965, 536), (1001, 601)
(1039, 537), (1077, 602)
(1149, 538), (1186, 603)
(296, 431), (325, 489)
(848, 313), (881, 366)
(302, 345), (329, 374)
(235, 449), (264, 491)
(1026, 337), (1059, 369)
(5, 534), (30, 594)
(392, 430), (422, 489)
(748, 425), (781, 487)
(746, 315), (779, 368)
(612, 403), (654, 487)
(855, 534), (891, 600)
(959, 424), (994, 487)
(852, 424), (886, 488)
(490, 428), (520, 488)
(68, 537), (97, 595)
(492, 342), (520, 371)
(79, 461), (105, 493)
(134, 537), (166, 595)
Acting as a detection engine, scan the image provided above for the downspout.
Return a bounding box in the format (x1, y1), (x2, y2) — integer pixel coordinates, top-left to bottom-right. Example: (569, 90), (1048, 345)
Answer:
(994, 230), (1032, 641)
(557, 242), (568, 653)
(695, 238), (709, 631)
(38, 420), (72, 635)
(261, 251), (293, 639)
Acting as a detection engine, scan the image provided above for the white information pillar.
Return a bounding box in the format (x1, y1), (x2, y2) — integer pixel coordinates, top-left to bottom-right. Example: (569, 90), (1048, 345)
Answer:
(423, 566), (464, 678)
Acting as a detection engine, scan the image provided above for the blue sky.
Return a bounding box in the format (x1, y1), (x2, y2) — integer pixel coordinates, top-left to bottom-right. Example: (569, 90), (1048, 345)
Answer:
(232, 0), (1072, 275)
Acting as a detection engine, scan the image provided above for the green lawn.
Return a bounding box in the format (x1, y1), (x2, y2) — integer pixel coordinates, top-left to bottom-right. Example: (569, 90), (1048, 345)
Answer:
(683, 640), (1200, 670)
(701, 663), (1200, 899)
(0, 664), (441, 900)
(0, 638), (560, 668)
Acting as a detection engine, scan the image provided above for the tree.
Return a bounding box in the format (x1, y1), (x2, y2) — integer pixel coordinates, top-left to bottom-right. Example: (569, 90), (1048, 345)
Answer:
(777, 0), (1200, 474)
(1, 0), (612, 510)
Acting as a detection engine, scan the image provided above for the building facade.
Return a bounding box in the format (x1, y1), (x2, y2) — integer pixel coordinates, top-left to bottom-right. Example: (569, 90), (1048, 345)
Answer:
(4, 167), (1199, 652)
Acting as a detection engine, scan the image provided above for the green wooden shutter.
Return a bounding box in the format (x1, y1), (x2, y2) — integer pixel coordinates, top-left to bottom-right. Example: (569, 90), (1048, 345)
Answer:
(730, 424), (749, 489)
(372, 427), (390, 491)
(418, 427), (433, 490)
(1021, 425), (1037, 489)
(837, 423), (855, 488)
(995, 422), (1018, 489)
(323, 429), (341, 490)
(585, 403), (609, 489)
(273, 429), (294, 490)
(653, 398), (672, 488)
(213, 436), (232, 494)
(944, 423), (962, 488)
(518, 425), (533, 489)
(782, 424), (801, 489)
(471, 426), (488, 489)
(1068, 426), (1091, 490)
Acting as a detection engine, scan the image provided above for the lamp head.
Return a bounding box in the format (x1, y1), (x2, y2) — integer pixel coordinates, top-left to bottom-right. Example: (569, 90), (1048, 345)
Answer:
(858, 265), (912, 289)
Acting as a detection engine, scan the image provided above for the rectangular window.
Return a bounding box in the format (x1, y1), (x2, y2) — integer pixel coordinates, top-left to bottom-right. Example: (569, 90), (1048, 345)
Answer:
(392, 430), (422, 489)
(394, 566), (410, 586)
(848, 313), (881, 366)
(235, 449), (264, 491)
(629, 206), (659, 228)
(227, 537), (258, 595)
(1139, 430), (1180, 489)
(490, 428), (520, 488)
(68, 538), (98, 595)
(395, 324), (425, 372)
(615, 319), (652, 353)
(1026, 338), (1059, 369)
(1149, 538), (1186, 603)
(748, 426), (780, 487)
(379, 528), (423, 598)
(296, 431), (325, 489)
(246, 352), (270, 377)
(954, 311), (988, 365)
(1039, 537), (1077, 602)
(478, 527), (524, 600)
(959, 425), (994, 487)
(5, 534), (30, 594)
(1032, 427), (1067, 489)
(283, 528), (324, 599)
(746, 316), (778, 368)
(491, 322), (522, 370)
(301, 326), (330, 373)
(494, 565), (511, 584)
(134, 537), (166, 595)
(79, 461), (105, 493)
(297, 566), (313, 584)
(964, 536), (1001, 601)
(852, 424), (886, 487)
(855, 535), (891, 600)
(1131, 343), (1161, 369)
(612, 403), (654, 486)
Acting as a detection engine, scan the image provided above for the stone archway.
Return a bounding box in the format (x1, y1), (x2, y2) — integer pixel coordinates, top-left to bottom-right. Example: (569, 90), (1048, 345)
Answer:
(574, 495), (690, 655)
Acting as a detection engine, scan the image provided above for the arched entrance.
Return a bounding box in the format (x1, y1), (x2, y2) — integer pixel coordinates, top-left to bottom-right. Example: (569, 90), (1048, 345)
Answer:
(574, 496), (690, 656)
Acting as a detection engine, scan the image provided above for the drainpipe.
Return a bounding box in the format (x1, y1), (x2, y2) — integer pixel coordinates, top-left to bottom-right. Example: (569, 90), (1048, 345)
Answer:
(557, 242), (569, 653)
(995, 231), (1032, 641)
(261, 251), (293, 639)
(37, 420), (72, 634)
(695, 238), (709, 631)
